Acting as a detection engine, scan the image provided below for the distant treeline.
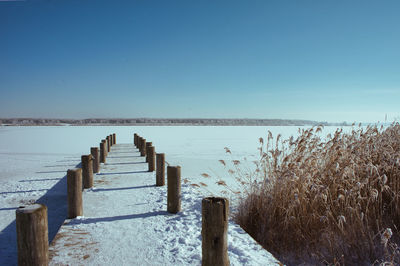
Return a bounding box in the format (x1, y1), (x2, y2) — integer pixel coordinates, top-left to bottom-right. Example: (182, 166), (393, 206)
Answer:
(0, 118), (332, 126)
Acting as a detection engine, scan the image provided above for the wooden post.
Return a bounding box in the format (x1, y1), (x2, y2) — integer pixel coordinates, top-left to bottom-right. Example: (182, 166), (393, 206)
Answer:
(140, 137), (144, 151)
(138, 136), (142, 151)
(145, 142), (152, 162)
(16, 204), (49, 266)
(140, 138), (146, 157)
(110, 134), (114, 146)
(81, 154), (93, 189)
(134, 133), (138, 146)
(106, 136), (110, 152)
(67, 168), (83, 218)
(167, 166), (181, 213)
(91, 147), (100, 173)
(113, 133), (116, 144)
(100, 140), (106, 163)
(106, 139), (109, 156)
(103, 139), (108, 157)
(148, 146), (155, 172)
(156, 153), (165, 186)
(202, 197), (229, 266)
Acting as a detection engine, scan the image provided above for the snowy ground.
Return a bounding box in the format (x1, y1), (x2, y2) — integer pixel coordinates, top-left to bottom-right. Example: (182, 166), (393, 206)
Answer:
(0, 125), (343, 265)
(49, 144), (277, 265)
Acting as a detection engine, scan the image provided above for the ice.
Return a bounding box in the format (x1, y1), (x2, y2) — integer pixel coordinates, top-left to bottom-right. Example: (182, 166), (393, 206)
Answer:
(0, 125), (344, 265)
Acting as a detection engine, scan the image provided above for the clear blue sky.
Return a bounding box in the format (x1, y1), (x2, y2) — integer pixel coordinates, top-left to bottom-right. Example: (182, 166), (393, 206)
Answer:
(1, 0), (399, 123)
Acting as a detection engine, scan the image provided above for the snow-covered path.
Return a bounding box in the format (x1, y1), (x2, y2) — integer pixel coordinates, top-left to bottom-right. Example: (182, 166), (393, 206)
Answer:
(48, 144), (278, 265)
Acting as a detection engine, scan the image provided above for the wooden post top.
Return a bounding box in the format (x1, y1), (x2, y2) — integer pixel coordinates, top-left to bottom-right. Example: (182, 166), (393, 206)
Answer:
(67, 168), (82, 174)
(16, 204), (46, 214)
(202, 197), (229, 221)
(167, 165), (181, 170)
(202, 197), (228, 204)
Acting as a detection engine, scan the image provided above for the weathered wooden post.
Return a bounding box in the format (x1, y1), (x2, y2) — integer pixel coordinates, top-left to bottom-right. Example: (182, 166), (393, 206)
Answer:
(145, 142), (152, 162)
(138, 136), (142, 151)
(167, 166), (181, 213)
(106, 139), (109, 156)
(156, 153), (165, 186)
(134, 133), (138, 146)
(202, 197), (230, 266)
(81, 154), (93, 189)
(106, 136), (110, 152)
(16, 204), (49, 266)
(148, 146), (155, 172)
(91, 147), (100, 173)
(140, 137), (144, 152)
(103, 138), (108, 157)
(67, 168), (83, 218)
(140, 138), (147, 157)
(113, 133), (116, 144)
(100, 140), (106, 163)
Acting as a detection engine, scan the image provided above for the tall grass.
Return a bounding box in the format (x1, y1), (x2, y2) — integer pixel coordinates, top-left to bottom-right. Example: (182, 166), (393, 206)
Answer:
(227, 123), (400, 265)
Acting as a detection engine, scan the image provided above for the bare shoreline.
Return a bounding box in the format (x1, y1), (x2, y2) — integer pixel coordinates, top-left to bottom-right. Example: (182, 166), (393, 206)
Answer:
(0, 118), (334, 126)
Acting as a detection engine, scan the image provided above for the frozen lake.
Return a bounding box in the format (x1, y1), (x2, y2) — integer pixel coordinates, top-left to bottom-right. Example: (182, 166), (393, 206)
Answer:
(1, 125), (348, 265)
(0, 125), (345, 194)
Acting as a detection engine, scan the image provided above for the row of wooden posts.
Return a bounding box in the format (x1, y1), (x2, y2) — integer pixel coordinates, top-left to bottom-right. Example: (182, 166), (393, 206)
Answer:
(15, 133), (229, 266)
(66, 133), (116, 218)
(134, 133), (181, 213)
(15, 133), (117, 265)
(134, 133), (229, 265)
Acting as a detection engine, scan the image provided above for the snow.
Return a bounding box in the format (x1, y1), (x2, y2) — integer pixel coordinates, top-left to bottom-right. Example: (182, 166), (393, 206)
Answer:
(0, 125), (344, 265)
(48, 144), (277, 265)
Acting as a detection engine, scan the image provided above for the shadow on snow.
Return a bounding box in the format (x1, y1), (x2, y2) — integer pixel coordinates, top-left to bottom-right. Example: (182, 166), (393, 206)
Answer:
(97, 170), (149, 175)
(0, 162), (79, 265)
(91, 185), (155, 192)
(65, 211), (168, 225)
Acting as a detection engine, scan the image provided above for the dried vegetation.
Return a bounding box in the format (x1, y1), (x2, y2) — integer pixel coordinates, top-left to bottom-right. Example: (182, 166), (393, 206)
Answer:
(226, 123), (400, 265)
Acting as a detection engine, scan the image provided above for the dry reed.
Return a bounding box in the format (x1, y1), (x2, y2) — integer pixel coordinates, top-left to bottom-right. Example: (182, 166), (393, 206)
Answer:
(228, 123), (400, 265)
